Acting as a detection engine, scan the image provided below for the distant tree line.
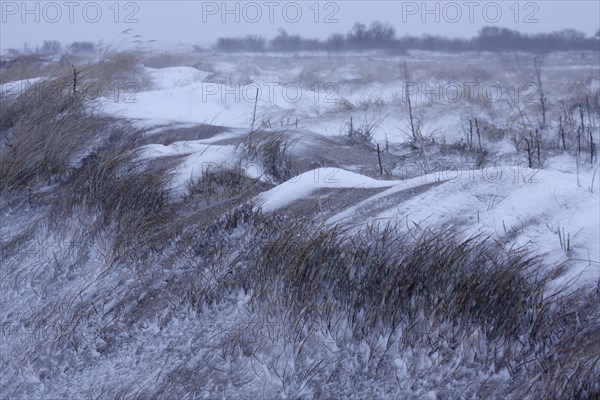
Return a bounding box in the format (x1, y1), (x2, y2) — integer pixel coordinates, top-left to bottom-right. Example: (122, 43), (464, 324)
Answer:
(215, 22), (600, 53)
(6, 41), (97, 56)
(4, 25), (598, 56)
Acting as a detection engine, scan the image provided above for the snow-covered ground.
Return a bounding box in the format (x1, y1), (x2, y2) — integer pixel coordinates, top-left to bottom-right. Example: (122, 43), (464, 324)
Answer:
(101, 54), (599, 291)
(2, 50), (599, 399)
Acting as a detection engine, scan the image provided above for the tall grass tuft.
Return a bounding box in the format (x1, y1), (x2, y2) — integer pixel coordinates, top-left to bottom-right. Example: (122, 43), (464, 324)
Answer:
(0, 77), (99, 193)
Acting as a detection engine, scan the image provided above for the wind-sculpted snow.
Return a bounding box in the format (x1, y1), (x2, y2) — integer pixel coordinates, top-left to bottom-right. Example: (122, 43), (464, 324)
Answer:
(1, 50), (599, 399)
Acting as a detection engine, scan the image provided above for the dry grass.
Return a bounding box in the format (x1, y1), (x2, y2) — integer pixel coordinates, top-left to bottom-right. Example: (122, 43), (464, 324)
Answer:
(213, 216), (599, 398)
(183, 166), (266, 210)
(79, 50), (151, 96)
(341, 113), (383, 149)
(0, 77), (99, 192)
(0, 53), (65, 84)
(239, 131), (298, 183)
(1, 50), (598, 399)
(56, 142), (179, 260)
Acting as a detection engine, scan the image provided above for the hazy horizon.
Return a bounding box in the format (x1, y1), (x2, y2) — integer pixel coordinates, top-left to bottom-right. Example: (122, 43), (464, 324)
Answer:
(2, 1), (599, 52)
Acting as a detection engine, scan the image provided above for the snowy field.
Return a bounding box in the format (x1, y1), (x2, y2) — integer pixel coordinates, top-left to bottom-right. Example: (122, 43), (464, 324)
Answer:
(1, 49), (599, 399)
(102, 51), (600, 290)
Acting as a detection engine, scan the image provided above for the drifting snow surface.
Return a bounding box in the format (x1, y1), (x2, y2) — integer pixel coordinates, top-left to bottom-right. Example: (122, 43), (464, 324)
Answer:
(101, 64), (599, 291)
(258, 165), (599, 291)
(138, 140), (239, 198)
(2, 53), (600, 399)
(100, 65), (338, 128)
(256, 168), (400, 211)
(145, 66), (211, 90)
(98, 64), (448, 143)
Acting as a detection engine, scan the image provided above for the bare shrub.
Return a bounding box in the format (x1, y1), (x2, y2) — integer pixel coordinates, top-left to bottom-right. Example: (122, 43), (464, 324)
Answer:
(342, 113), (385, 149)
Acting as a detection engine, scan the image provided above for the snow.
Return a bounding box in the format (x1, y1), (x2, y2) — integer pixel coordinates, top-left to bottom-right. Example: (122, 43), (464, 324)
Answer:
(99, 64), (340, 128)
(328, 166), (600, 290)
(138, 140), (239, 197)
(255, 168), (400, 212)
(2, 50), (599, 399)
(145, 66), (211, 90)
(248, 158), (599, 290)
(105, 60), (599, 290)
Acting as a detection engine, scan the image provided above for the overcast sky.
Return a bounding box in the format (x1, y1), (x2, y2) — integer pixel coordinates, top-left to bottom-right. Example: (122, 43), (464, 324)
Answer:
(1, 1), (599, 52)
